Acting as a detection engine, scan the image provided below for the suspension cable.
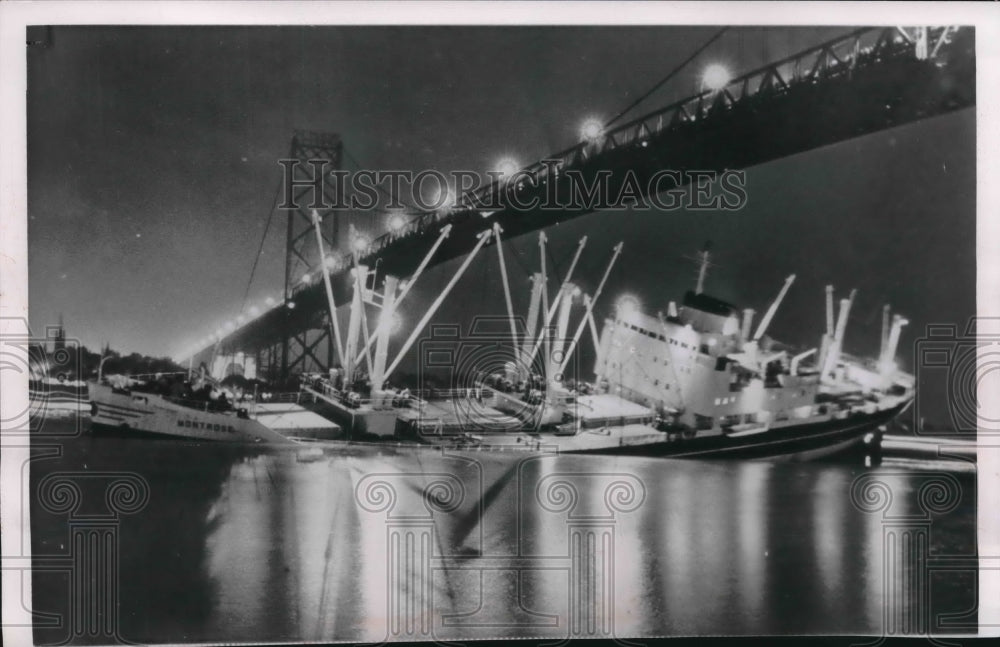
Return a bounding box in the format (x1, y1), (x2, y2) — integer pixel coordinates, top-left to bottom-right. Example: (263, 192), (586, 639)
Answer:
(342, 145), (419, 211)
(604, 26), (729, 130)
(240, 181), (282, 314)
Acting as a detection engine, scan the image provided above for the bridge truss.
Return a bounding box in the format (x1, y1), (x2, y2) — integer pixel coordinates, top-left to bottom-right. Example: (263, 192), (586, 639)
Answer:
(190, 26), (974, 382)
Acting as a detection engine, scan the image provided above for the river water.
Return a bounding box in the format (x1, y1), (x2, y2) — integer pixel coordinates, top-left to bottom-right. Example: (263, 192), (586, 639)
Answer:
(29, 418), (976, 643)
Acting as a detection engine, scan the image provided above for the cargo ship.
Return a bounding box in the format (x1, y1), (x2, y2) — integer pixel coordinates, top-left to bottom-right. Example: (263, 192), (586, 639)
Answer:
(89, 222), (912, 459)
(295, 244), (914, 460)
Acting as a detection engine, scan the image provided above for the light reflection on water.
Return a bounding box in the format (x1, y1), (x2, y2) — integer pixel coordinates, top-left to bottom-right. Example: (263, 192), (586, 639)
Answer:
(30, 425), (977, 644)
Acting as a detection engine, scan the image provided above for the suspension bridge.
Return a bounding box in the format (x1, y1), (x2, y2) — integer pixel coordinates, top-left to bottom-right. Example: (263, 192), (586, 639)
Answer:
(181, 26), (974, 385)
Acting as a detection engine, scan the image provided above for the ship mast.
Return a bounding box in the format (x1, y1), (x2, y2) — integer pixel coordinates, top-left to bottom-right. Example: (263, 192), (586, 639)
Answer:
(820, 288), (857, 379)
(737, 274), (795, 367)
(695, 242), (712, 294)
(753, 274), (796, 342)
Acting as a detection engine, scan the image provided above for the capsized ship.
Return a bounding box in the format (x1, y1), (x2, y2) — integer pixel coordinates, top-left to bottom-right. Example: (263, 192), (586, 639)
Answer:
(89, 373), (341, 444)
(557, 250), (914, 458)
(300, 242), (913, 460)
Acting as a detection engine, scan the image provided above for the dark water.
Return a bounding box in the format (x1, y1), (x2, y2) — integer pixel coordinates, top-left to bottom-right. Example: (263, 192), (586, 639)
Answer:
(30, 418), (976, 643)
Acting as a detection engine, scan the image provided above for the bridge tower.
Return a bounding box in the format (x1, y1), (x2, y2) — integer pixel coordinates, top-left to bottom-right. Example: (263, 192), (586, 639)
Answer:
(270, 130), (344, 381)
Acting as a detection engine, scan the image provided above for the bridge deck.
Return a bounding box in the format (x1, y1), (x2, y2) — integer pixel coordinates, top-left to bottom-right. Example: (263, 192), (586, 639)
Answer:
(196, 27), (974, 369)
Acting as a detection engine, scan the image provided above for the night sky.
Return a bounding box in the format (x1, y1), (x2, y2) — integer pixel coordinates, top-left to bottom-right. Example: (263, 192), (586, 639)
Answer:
(28, 26), (974, 403)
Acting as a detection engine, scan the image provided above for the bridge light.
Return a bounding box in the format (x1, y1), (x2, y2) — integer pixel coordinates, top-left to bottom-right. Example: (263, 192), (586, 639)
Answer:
(580, 118), (604, 141)
(301, 272), (312, 285)
(323, 255), (339, 271)
(352, 235), (370, 253)
(431, 186), (457, 211)
(287, 300), (296, 310)
(495, 157), (519, 178)
(236, 315), (246, 325)
(701, 63), (731, 92)
(387, 212), (407, 233)
(264, 296), (276, 307)
(214, 329), (223, 338)
(249, 305), (260, 317)
(224, 320), (235, 332)
(616, 294), (641, 317)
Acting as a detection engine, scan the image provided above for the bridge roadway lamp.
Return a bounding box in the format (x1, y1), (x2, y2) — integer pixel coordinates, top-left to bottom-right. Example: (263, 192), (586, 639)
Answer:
(352, 235), (370, 253)
(701, 63), (731, 92)
(579, 118), (604, 141)
(495, 157), (519, 178)
(387, 212), (407, 233)
(434, 187), (457, 211)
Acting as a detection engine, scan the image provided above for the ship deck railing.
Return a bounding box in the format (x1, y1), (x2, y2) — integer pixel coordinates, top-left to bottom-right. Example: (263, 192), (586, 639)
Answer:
(161, 390), (304, 413)
(163, 395), (240, 414)
(303, 378), (437, 411)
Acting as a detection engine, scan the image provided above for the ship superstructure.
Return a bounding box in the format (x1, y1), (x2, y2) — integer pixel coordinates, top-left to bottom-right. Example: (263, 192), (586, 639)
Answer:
(591, 248), (912, 440)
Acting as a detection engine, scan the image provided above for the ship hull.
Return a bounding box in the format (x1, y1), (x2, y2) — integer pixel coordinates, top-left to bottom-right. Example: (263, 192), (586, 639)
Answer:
(88, 383), (299, 444)
(563, 403), (906, 460)
(87, 380), (906, 460)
